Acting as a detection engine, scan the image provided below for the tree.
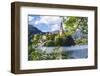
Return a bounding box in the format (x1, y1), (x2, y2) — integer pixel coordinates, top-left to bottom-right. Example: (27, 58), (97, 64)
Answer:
(63, 16), (88, 36)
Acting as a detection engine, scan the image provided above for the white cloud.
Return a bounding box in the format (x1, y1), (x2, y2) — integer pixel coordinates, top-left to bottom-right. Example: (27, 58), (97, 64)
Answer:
(36, 16), (61, 31)
(41, 16), (61, 24)
(51, 24), (60, 32)
(28, 16), (34, 22)
(29, 16), (63, 32)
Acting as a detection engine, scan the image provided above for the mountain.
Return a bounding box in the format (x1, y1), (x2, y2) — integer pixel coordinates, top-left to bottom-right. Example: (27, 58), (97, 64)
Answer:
(28, 25), (43, 43)
(28, 25), (42, 34)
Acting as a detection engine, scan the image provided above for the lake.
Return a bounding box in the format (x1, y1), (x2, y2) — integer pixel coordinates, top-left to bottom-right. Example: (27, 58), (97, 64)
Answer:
(38, 45), (88, 59)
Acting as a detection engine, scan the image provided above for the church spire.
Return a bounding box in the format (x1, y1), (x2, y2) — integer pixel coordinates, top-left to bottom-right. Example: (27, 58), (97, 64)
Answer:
(59, 16), (64, 36)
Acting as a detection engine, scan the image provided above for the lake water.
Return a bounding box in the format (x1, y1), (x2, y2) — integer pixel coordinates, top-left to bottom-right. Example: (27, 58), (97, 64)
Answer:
(38, 45), (88, 59)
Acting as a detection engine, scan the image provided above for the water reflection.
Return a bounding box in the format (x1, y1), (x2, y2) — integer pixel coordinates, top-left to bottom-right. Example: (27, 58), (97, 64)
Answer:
(39, 45), (88, 59)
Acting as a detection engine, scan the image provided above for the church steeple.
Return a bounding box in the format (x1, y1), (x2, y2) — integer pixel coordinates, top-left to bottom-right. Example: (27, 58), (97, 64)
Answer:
(59, 16), (64, 36)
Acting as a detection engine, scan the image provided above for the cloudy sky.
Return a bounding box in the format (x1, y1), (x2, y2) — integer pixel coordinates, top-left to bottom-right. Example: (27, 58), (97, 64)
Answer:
(28, 15), (63, 32)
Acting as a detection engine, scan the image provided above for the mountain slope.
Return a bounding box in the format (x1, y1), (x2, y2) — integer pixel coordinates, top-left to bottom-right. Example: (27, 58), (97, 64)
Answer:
(28, 25), (42, 34)
(28, 25), (43, 43)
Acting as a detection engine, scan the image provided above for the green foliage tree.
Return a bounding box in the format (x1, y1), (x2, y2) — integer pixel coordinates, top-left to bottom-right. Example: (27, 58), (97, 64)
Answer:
(63, 16), (88, 35)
